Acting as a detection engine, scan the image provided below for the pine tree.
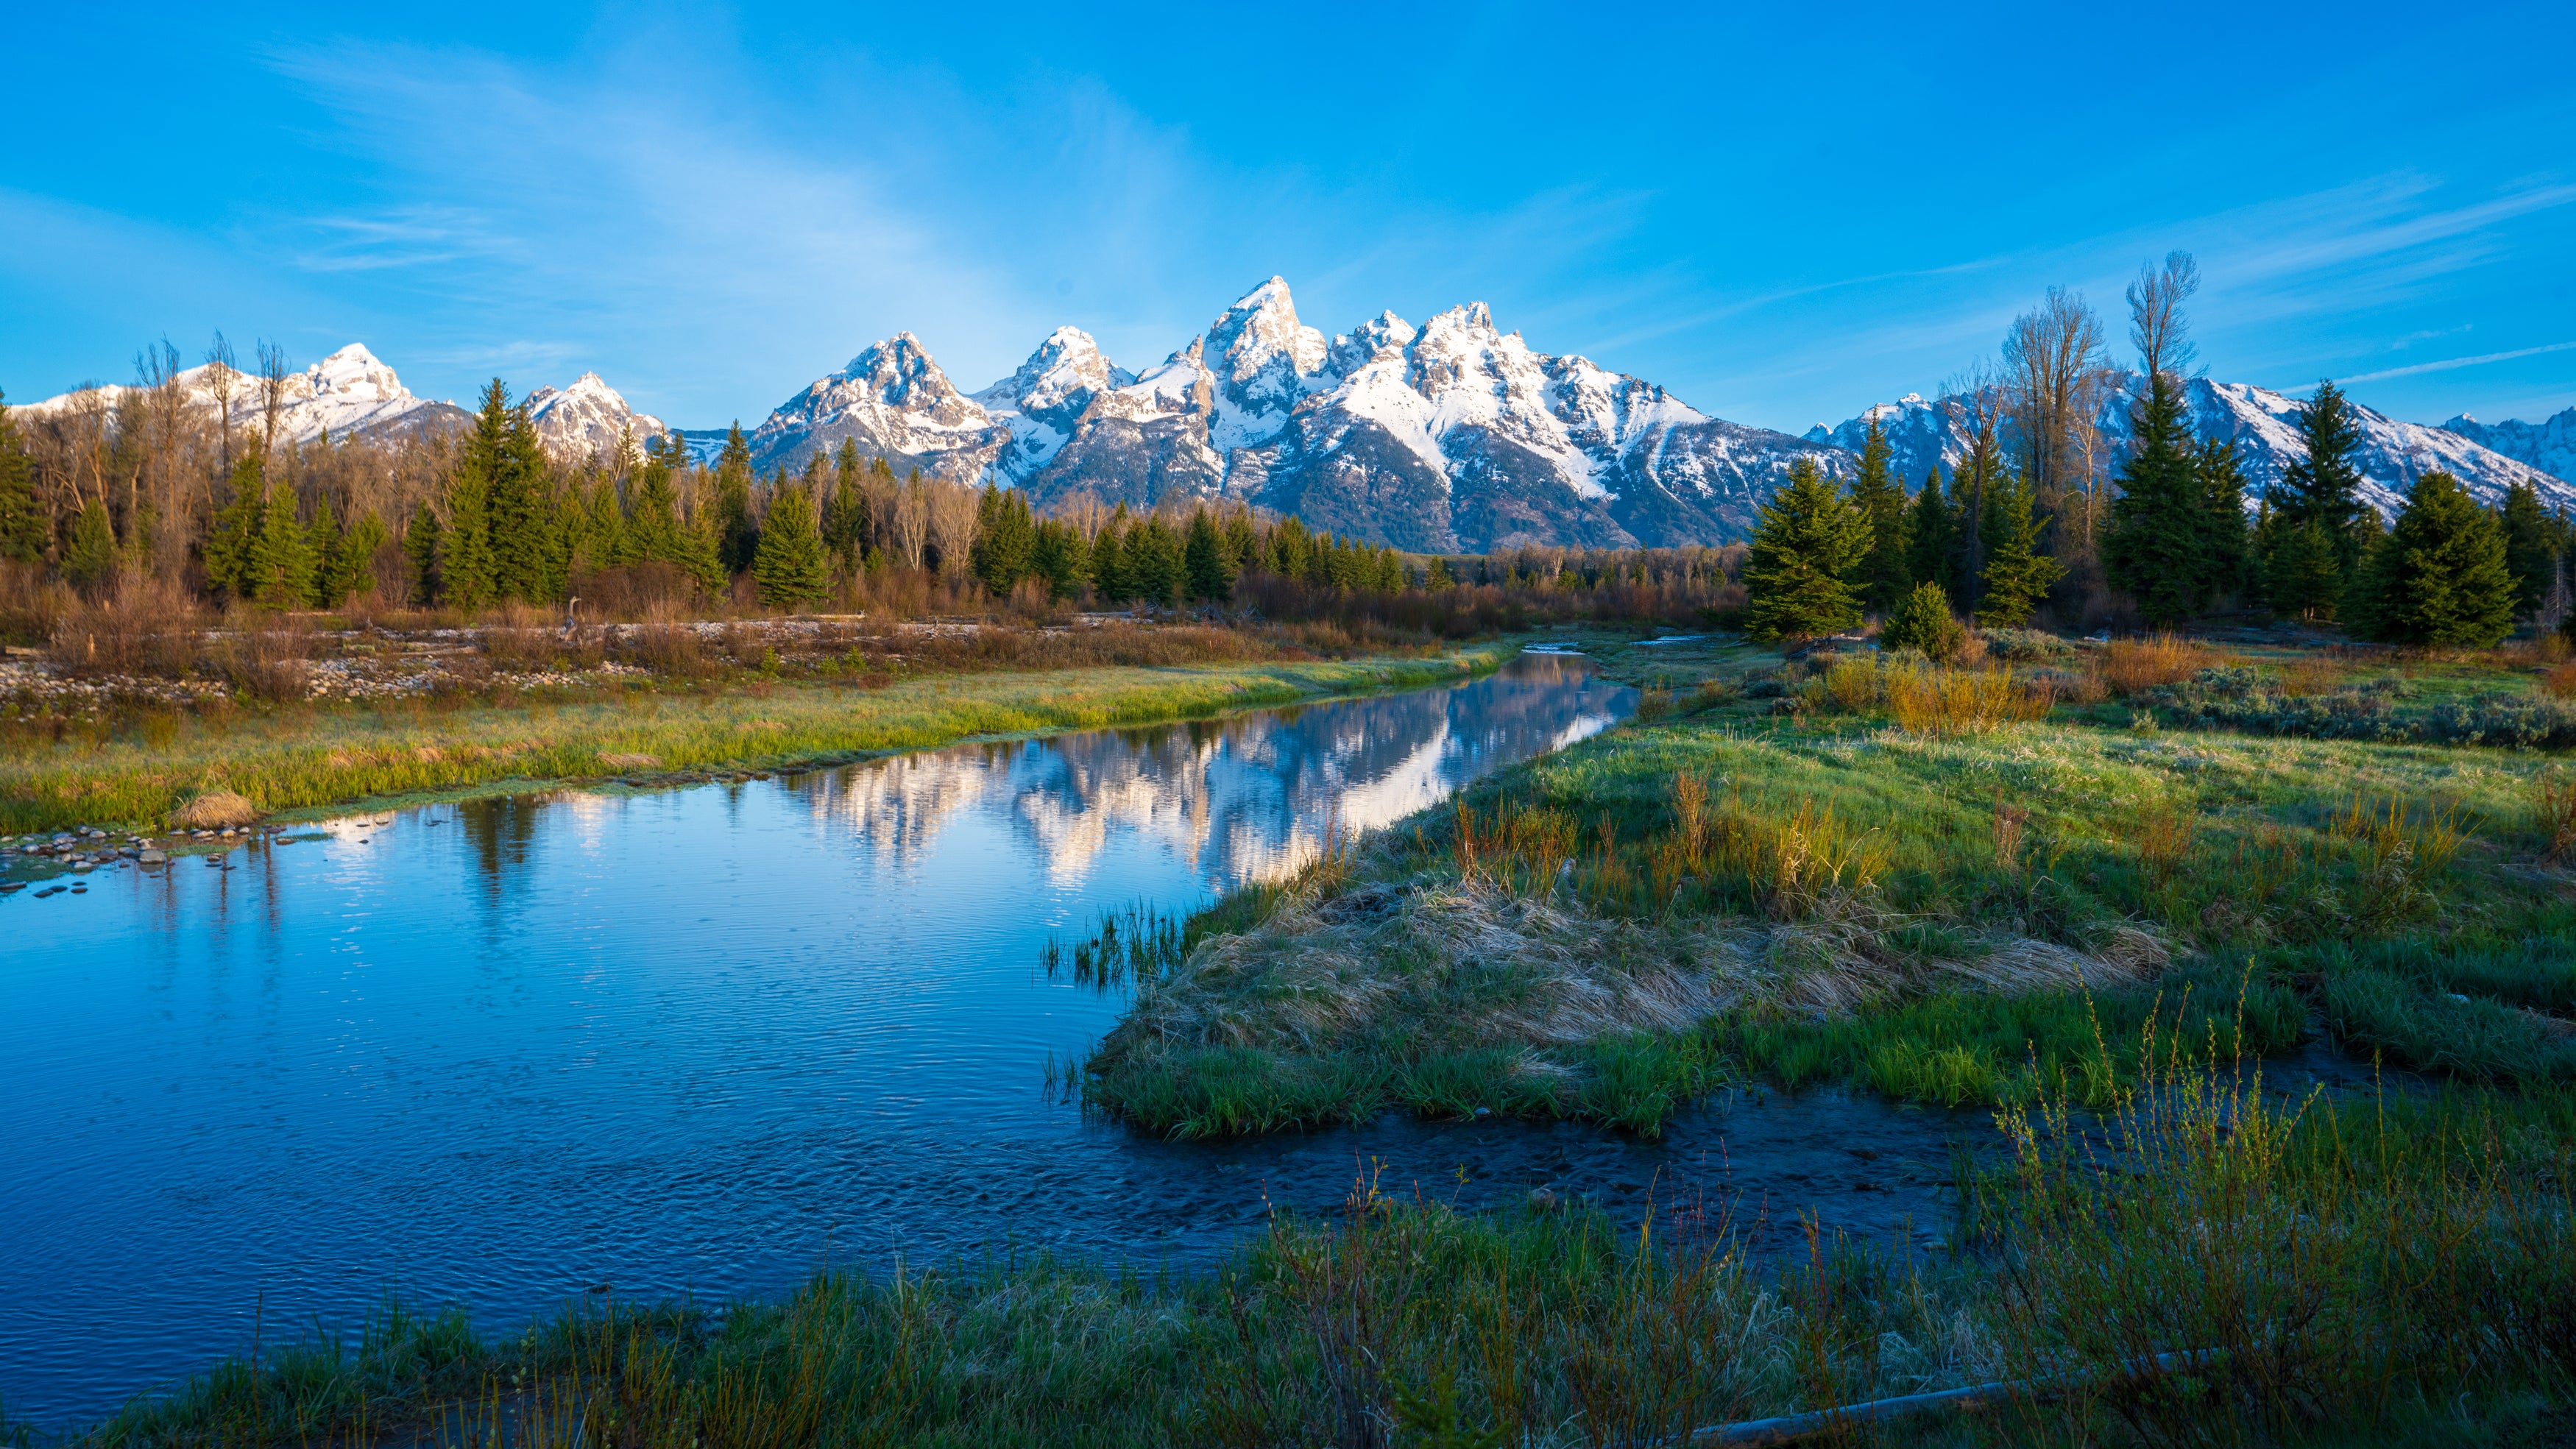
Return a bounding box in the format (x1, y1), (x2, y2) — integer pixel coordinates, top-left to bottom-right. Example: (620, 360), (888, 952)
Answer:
(1427, 557), (1457, 589)
(970, 484), (1036, 595)
(1903, 469), (1956, 593)
(335, 511), (389, 603)
(251, 481), (314, 606)
(305, 495), (344, 606)
(1183, 509), (1236, 603)
(404, 503), (443, 605)
(204, 455), (268, 601)
(1976, 473), (2063, 628)
(1270, 514), (1312, 580)
(1880, 581), (1966, 659)
(825, 439), (869, 570)
(442, 449), (498, 611)
(2262, 379), (2368, 613)
(2501, 480), (2555, 621)
(489, 394), (553, 601)
(581, 476), (625, 575)
(713, 425), (757, 575)
(679, 499), (729, 598)
(1741, 458), (1871, 641)
(0, 391), (38, 565)
(1127, 515), (1184, 609)
(1848, 414), (1911, 612)
(2194, 438), (2251, 604)
(2102, 366), (2204, 626)
(2346, 470), (2513, 646)
(65, 497), (118, 592)
(1091, 514), (1132, 603)
(1030, 520), (1089, 601)
(626, 450), (684, 567)
(751, 478), (831, 608)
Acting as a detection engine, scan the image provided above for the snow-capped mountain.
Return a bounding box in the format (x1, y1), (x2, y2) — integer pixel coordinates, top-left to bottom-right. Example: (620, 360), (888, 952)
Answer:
(967, 327), (1136, 485)
(2443, 406), (2576, 486)
(745, 333), (1008, 478)
(17, 344), (467, 444)
(523, 372), (668, 461)
(1807, 376), (2575, 517)
(731, 278), (1850, 549)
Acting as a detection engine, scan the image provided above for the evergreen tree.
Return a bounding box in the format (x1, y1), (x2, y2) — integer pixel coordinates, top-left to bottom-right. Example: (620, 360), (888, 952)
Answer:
(250, 481), (314, 606)
(442, 447), (498, 611)
(580, 476), (624, 574)
(825, 440), (869, 569)
(1091, 514), (1132, 603)
(2501, 480), (2555, 621)
(0, 391), (38, 565)
(1848, 414), (1911, 612)
(1183, 509), (1236, 603)
(489, 394), (553, 601)
(1220, 509), (1258, 575)
(969, 484), (1036, 595)
(1880, 581), (1966, 659)
(751, 478), (831, 608)
(2346, 471), (2513, 647)
(1426, 556), (1457, 589)
(679, 498), (729, 598)
(1127, 515), (1185, 609)
(1741, 458), (1871, 641)
(2261, 379), (2368, 611)
(204, 455), (268, 600)
(2194, 438), (2251, 604)
(404, 503), (443, 605)
(305, 495), (344, 606)
(1903, 469), (1956, 593)
(1030, 519), (1089, 601)
(64, 497), (118, 592)
(1976, 472), (2063, 628)
(2102, 366), (2204, 626)
(1270, 514), (1312, 580)
(335, 511), (389, 603)
(712, 425), (757, 575)
(625, 450), (685, 567)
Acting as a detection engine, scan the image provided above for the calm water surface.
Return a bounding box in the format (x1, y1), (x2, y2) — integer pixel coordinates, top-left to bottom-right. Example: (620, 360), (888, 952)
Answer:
(1, 654), (1981, 1425)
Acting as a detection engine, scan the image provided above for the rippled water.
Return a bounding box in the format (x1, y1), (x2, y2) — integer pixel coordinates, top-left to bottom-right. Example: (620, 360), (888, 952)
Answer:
(0, 653), (1992, 1426)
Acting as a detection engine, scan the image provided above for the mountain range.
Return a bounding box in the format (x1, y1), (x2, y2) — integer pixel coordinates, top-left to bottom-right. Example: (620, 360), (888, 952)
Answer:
(18, 283), (2571, 549)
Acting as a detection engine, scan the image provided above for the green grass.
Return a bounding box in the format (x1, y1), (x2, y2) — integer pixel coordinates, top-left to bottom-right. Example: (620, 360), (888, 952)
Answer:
(1082, 631), (2575, 1136)
(0, 648), (1503, 832)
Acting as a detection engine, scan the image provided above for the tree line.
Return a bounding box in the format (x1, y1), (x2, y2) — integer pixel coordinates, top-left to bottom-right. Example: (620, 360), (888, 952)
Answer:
(1739, 252), (2571, 650)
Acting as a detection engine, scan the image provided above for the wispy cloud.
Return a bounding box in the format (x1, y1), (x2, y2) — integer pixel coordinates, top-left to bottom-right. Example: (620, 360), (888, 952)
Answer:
(2339, 339), (2576, 384)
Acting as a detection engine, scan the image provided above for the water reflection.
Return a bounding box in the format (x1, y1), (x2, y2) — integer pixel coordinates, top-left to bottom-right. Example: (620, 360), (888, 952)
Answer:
(0, 655), (1629, 1425)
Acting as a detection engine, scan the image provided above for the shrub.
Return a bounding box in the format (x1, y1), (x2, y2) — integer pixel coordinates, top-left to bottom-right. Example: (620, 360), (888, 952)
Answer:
(1879, 582), (1966, 660)
(2098, 634), (2207, 695)
(1981, 626), (2072, 662)
(2146, 666), (2576, 748)
(46, 575), (201, 679)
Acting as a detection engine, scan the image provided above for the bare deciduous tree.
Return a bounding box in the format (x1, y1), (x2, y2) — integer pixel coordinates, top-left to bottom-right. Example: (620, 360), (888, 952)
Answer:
(888, 475), (931, 570)
(2003, 288), (2115, 581)
(927, 475), (980, 577)
(2126, 250), (2201, 382)
(203, 333), (238, 474)
(256, 339), (293, 460)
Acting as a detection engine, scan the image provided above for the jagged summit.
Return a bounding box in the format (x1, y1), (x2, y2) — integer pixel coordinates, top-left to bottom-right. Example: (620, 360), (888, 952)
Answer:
(524, 372), (668, 460)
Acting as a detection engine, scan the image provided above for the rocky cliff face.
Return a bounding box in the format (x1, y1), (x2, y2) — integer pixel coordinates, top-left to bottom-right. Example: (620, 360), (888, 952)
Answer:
(1808, 376), (2575, 516)
(523, 372), (668, 460)
(745, 333), (1006, 479)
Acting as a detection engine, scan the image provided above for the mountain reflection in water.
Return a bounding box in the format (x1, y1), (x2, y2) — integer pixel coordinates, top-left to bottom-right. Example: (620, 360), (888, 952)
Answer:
(0, 654), (1633, 1424)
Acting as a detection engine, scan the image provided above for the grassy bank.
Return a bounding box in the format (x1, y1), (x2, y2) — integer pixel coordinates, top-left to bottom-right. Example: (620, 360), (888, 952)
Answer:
(1086, 629), (2576, 1136)
(45, 1052), (2576, 1448)
(0, 647), (1502, 832)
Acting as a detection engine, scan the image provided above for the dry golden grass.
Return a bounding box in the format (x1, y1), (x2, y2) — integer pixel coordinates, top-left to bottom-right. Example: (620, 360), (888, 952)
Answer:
(2538, 770), (2576, 865)
(1886, 665), (2052, 736)
(2098, 634), (2209, 695)
(2329, 793), (2470, 874)
(2544, 660), (2576, 700)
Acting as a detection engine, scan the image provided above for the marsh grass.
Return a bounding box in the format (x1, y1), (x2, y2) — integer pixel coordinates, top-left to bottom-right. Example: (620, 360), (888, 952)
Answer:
(62, 1046), (2576, 1449)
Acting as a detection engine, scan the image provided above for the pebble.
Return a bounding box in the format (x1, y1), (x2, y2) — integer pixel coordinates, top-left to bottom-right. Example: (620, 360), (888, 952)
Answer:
(139, 849), (167, 864)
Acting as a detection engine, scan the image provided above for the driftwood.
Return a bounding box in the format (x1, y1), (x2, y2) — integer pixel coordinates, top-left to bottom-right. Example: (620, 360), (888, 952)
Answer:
(1680, 1350), (2223, 1446)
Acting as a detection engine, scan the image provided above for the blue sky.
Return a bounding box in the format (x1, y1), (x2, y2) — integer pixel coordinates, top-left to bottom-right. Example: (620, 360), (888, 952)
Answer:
(7, 3), (2574, 435)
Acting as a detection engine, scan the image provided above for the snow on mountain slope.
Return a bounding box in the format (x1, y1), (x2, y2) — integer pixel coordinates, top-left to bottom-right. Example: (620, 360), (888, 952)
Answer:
(1808, 375), (2574, 516)
(966, 327), (1134, 485)
(523, 372), (668, 461)
(16, 344), (466, 443)
(2444, 405), (2576, 486)
(746, 333), (1008, 478)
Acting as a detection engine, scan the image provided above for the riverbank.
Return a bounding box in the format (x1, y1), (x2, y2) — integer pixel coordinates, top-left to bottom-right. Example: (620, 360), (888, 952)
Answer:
(0, 645), (1506, 833)
(1085, 630), (2573, 1138)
